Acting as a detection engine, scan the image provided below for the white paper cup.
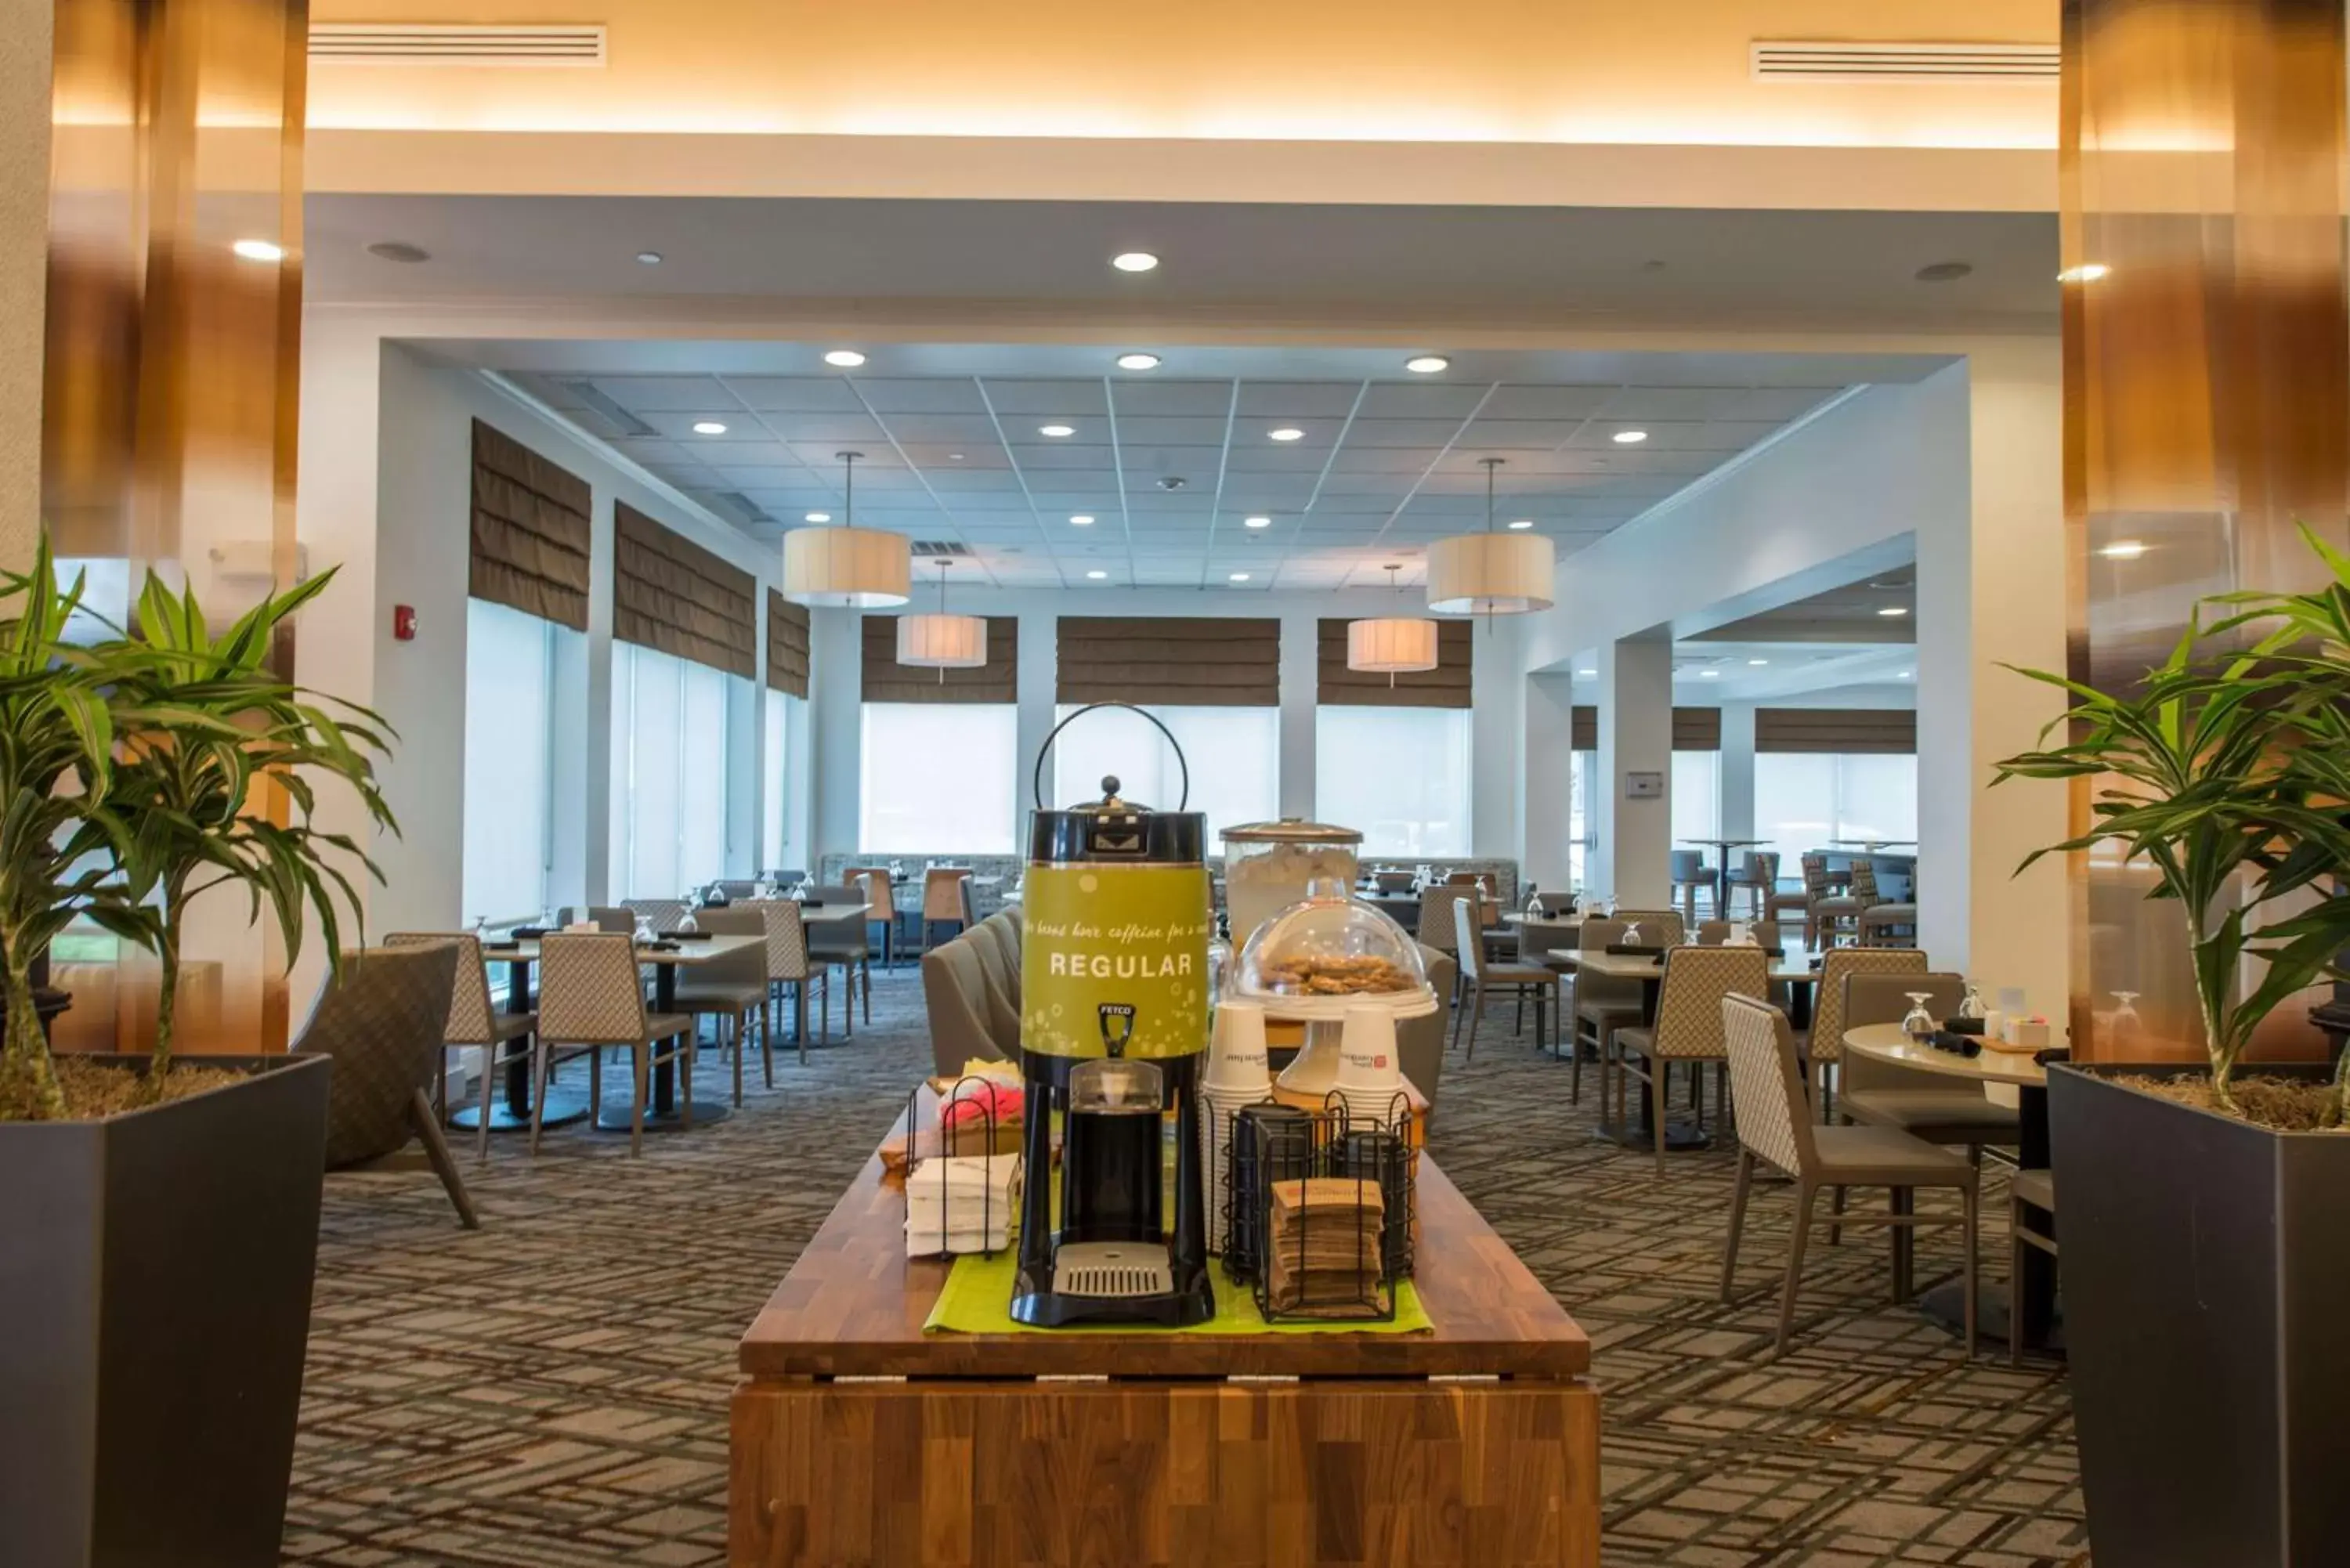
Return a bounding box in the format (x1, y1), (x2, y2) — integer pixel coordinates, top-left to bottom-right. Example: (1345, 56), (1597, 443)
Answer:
(1206, 1000), (1271, 1093)
(1333, 1006), (1401, 1094)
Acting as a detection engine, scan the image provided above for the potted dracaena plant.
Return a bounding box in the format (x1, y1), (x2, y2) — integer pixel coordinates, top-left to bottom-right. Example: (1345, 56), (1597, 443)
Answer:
(1991, 522), (2350, 1568)
(0, 544), (396, 1568)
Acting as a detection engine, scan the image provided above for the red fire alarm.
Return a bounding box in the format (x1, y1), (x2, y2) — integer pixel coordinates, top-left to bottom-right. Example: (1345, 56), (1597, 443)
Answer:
(392, 604), (417, 641)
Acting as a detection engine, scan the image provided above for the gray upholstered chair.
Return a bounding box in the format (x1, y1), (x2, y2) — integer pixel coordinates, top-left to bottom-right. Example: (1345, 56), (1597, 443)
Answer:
(300, 943), (477, 1229)
(674, 906), (774, 1106)
(533, 933), (696, 1157)
(963, 916), (1025, 1048)
(808, 878), (877, 1036)
(1669, 848), (1712, 924)
(384, 930), (537, 1161)
(1612, 943), (1770, 1173)
(1859, 899), (1919, 947)
(1726, 851), (1781, 920)
(1396, 944), (1455, 1116)
(921, 938), (1007, 1078)
(1839, 971), (2019, 1157)
(1571, 917), (1636, 1110)
(1800, 945), (1929, 1117)
(1451, 895), (1558, 1061)
(1719, 994), (1978, 1360)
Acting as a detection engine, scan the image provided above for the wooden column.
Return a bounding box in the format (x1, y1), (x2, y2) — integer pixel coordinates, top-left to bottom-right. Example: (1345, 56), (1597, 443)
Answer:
(42, 0), (308, 1052)
(2062, 0), (2349, 1061)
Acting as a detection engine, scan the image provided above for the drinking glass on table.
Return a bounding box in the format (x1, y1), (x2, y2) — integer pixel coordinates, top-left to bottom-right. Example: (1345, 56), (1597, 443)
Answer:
(1902, 992), (1937, 1040)
(1622, 920), (1642, 946)
(633, 916), (657, 945)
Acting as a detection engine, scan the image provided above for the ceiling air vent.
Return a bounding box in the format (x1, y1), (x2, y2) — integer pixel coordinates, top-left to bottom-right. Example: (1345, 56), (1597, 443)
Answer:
(912, 541), (972, 558)
(714, 493), (779, 527)
(562, 381), (658, 439)
(309, 24), (607, 67)
(1751, 41), (2058, 84)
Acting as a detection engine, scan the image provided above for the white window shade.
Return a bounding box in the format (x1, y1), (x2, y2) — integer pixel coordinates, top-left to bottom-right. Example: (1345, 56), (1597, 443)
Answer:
(1050, 704), (1278, 847)
(463, 598), (555, 924)
(1671, 750), (1722, 844)
(862, 703), (1017, 853)
(1313, 707), (1470, 857)
(763, 688), (791, 871)
(612, 642), (738, 899)
(1754, 752), (1918, 874)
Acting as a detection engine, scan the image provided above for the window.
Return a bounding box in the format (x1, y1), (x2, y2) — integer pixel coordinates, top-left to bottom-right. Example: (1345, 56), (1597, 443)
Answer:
(1754, 751), (1919, 875)
(1670, 750), (1722, 844)
(463, 598), (555, 924)
(611, 642), (736, 899)
(762, 688), (794, 873)
(862, 703), (1018, 853)
(1052, 704), (1279, 847)
(1314, 707), (1470, 858)
(1568, 750), (1593, 890)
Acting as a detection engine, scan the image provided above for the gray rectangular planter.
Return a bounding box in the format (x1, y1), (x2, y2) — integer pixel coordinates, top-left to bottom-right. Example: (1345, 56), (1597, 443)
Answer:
(0, 1053), (331, 1568)
(2049, 1063), (2350, 1568)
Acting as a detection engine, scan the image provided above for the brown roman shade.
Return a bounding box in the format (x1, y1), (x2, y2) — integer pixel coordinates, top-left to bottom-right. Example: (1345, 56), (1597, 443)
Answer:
(767, 590), (809, 699)
(1756, 708), (1918, 754)
(613, 503), (757, 679)
(1568, 706), (1722, 750)
(1315, 617), (1472, 708)
(861, 613), (1018, 703)
(1056, 616), (1281, 706)
(469, 420), (591, 630)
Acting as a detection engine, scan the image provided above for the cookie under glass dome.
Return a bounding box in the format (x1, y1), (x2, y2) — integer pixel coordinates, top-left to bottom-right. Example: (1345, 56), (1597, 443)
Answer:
(1229, 877), (1436, 1020)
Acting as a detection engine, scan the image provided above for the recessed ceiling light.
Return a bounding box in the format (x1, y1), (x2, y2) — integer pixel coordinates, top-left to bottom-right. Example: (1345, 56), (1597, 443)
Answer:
(232, 238), (284, 262)
(1112, 251), (1160, 273)
(1507, 519), (1534, 531)
(1878, 606), (1910, 618)
(366, 240), (430, 264)
(635, 251), (663, 265)
(1229, 572), (1252, 582)
(1697, 669), (1719, 679)
(1115, 352), (1162, 370)
(692, 421), (728, 435)
(1900, 669), (1914, 679)
(1748, 658), (1770, 667)
(2059, 263), (2112, 284)
(949, 452), (966, 461)
(1069, 515), (1094, 526)
(1268, 428), (1304, 443)
(1086, 569), (1108, 580)
(1243, 515), (1272, 529)
(2099, 539), (2147, 559)
(823, 349), (867, 367)
(1039, 424), (1076, 438)
(804, 511), (833, 523)
(1405, 355), (1451, 374)
(1915, 260), (1975, 283)
(1611, 430), (1648, 445)
(1576, 667), (1596, 677)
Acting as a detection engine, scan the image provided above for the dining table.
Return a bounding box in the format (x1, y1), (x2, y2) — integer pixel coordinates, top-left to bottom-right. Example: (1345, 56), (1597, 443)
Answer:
(1543, 945), (1824, 1152)
(1843, 1021), (2063, 1354)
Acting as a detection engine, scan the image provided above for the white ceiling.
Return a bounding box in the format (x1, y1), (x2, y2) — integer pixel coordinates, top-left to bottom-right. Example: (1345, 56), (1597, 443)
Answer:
(504, 356), (1911, 589)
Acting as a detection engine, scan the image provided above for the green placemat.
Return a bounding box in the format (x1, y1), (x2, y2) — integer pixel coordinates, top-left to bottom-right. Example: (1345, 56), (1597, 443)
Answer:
(924, 1246), (1431, 1335)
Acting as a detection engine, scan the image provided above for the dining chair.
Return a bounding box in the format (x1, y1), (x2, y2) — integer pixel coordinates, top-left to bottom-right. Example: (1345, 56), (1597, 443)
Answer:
(300, 943), (479, 1228)
(1838, 971), (2018, 1158)
(1800, 946), (1929, 1118)
(2008, 1169), (2059, 1365)
(564, 905), (636, 934)
(1668, 849), (1712, 925)
(1611, 909), (1687, 946)
(845, 866), (899, 967)
(622, 898), (692, 936)
(1611, 945), (1768, 1173)
(1450, 896), (1558, 1061)
(674, 906), (772, 1106)
(1719, 993), (1979, 1360)
(1415, 887), (1470, 1010)
(1726, 851), (1780, 919)
(1859, 897), (1919, 947)
(532, 933), (696, 1157)
(963, 916), (1025, 1050)
(1569, 917), (1636, 1109)
(919, 867), (973, 955)
(809, 883), (876, 1035)
(1813, 858), (1882, 947)
(750, 897), (820, 1064)
(1770, 854), (1832, 948)
(384, 931), (537, 1161)
(714, 880), (761, 901)
(957, 874), (980, 931)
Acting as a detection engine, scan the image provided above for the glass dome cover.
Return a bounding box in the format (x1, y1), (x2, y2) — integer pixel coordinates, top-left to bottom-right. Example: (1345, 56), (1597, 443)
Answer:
(1231, 876), (1434, 1017)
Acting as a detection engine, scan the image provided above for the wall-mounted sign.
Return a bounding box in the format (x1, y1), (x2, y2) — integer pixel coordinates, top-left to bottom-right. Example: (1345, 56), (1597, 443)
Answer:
(1623, 770), (1665, 800)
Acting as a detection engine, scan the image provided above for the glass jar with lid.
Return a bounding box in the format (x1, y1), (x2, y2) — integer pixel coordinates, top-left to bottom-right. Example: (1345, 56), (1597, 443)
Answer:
(1229, 877), (1432, 1019)
(1219, 818), (1365, 951)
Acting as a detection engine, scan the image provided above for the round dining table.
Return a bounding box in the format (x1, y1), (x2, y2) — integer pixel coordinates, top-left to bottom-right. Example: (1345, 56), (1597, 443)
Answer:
(1842, 1021), (2062, 1354)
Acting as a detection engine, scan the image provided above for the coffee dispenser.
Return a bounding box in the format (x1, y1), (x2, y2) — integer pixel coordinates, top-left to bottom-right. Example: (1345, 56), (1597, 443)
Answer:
(1013, 705), (1214, 1328)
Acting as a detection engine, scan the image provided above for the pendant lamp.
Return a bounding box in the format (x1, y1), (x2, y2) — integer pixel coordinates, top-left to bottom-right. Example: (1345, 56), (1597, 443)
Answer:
(1347, 563), (1440, 687)
(896, 560), (988, 678)
(783, 450), (911, 608)
(1426, 457), (1554, 615)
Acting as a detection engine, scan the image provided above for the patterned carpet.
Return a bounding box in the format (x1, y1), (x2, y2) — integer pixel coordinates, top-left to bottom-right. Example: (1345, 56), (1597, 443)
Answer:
(283, 967), (2087, 1567)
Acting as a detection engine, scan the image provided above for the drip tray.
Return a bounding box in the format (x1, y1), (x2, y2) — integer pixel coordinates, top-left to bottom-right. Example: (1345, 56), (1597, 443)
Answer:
(1052, 1241), (1174, 1299)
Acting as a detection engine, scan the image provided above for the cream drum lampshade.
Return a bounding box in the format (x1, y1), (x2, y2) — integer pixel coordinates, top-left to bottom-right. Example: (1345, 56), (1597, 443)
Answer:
(1347, 616), (1439, 673)
(781, 526), (910, 608)
(1424, 532), (1555, 614)
(781, 450), (911, 608)
(896, 612), (988, 667)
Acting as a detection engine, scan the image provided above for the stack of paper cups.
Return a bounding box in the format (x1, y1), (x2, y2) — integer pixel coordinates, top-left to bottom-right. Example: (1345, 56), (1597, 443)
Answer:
(1199, 1002), (1273, 1255)
(1330, 1005), (1407, 1132)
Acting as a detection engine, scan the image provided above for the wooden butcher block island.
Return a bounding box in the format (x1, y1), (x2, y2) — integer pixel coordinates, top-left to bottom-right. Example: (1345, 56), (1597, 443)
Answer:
(730, 1097), (1601, 1567)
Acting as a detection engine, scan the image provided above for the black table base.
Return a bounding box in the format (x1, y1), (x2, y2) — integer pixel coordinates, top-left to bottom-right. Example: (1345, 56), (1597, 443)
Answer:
(595, 1097), (733, 1134)
(1918, 1279), (2066, 1357)
(451, 1086), (591, 1133)
(1593, 1118), (1712, 1154)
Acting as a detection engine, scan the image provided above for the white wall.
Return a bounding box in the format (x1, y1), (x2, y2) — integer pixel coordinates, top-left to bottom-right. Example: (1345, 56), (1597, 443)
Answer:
(805, 587), (1523, 865)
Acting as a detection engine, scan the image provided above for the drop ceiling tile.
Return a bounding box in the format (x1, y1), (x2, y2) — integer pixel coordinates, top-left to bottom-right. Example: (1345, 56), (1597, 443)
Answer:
(589, 375), (736, 410)
(1111, 381), (1235, 417)
(1458, 419), (1585, 448)
(1111, 416), (1235, 446)
(925, 468), (1028, 494)
(980, 380), (1110, 417)
(1234, 383), (1364, 418)
(1331, 447), (1440, 475)
(1565, 420), (1700, 450)
(1477, 385), (1615, 420)
(747, 413), (888, 444)
(851, 378), (989, 414)
(720, 378), (869, 413)
(1347, 418), (1473, 448)
(876, 414), (1004, 445)
(1354, 383), (1491, 419)
(1004, 444), (1114, 471)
